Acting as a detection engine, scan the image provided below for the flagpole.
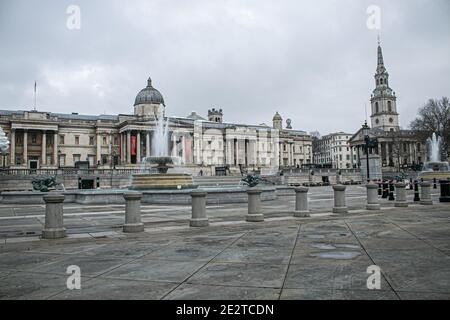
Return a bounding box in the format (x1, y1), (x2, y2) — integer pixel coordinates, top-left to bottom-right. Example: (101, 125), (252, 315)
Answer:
(34, 81), (37, 111)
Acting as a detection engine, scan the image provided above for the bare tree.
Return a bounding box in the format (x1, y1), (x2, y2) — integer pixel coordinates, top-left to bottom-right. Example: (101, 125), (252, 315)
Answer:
(389, 132), (411, 171)
(410, 97), (450, 160)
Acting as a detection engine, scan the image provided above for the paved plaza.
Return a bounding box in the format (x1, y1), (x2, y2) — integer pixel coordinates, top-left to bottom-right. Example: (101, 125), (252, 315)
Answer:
(0, 185), (449, 300)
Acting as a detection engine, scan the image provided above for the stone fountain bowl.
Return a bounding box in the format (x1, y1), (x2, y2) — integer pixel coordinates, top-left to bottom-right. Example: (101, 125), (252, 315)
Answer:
(145, 156), (174, 165)
(418, 161), (450, 181)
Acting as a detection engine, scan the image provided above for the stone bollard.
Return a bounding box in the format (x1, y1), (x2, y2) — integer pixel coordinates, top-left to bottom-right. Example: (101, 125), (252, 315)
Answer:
(42, 193), (66, 239)
(439, 179), (450, 203)
(123, 192), (144, 233)
(394, 183), (408, 207)
(366, 183), (380, 210)
(190, 190), (209, 227)
(246, 188), (264, 222)
(413, 181), (421, 202)
(294, 187), (310, 217)
(378, 182), (382, 196)
(332, 185), (348, 213)
(420, 182), (433, 205)
(433, 178), (437, 189)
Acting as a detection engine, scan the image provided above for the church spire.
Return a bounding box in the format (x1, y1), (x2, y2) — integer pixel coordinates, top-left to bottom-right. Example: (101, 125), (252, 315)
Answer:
(377, 42), (385, 74)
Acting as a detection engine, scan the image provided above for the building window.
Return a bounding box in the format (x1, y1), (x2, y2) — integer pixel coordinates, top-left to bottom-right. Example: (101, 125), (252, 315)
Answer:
(389, 118), (394, 123)
(101, 154), (108, 165)
(75, 136), (80, 145)
(375, 102), (379, 113)
(59, 135), (65, 145)
(388, 101), (392, 112)
(375, 119), (379, 124)
(103, 136), (107, 145)
(59, 154), (66, 167)
(31, 134), (37, 144)
(114, 137), (118, 145)
(89, 136), (94, 146)
(73, 154), (81, 164)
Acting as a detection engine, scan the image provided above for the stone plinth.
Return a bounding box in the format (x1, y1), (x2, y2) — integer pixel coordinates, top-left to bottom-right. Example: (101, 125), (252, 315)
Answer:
(332, 185), (348, 213)
(42, 193), (66, 239)
(439, 180), (450, 203)
(420, 182), (433, 205)
(123, 192), (144, 233)
(395, 183), (408, 207)
(366, 183), (380, 210)
(246, 188), (264, 222)
(294, 187), (310, 217)
(190, 190), (209, 227)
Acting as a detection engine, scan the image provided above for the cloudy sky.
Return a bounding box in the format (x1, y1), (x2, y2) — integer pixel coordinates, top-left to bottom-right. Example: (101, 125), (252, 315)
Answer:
(0, 0), (448, 134)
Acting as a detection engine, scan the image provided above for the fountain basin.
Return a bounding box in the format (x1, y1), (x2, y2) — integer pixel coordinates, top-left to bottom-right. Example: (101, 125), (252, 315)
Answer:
(129, 173), (197, 190)
(418, 161), (450, 181)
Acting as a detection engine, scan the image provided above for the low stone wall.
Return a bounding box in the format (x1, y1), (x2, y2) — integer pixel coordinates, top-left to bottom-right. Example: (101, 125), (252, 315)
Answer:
(0, 186), (278, 205)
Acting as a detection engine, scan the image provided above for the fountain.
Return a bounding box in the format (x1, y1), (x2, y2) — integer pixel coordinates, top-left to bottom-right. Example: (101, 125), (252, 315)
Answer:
(129, 109), (197, 190)
(418, 133), (450, 181)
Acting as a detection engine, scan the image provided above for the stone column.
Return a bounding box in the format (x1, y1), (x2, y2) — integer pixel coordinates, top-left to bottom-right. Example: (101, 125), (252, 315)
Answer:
(171, 133), (177, 158)
(53, 132), (58, 166)
(182, 135), (186, 165)
(23, 130), (28, 166)
(96, 133), (101, 166)
(126, 131), (131, 164)
(10, 129), (15, 165)
(136, 131), (141, 164)
(190, 190), (209, 227)
(123, 192), (144, 232)
(246, 188), (264, 222)
(395, 183), (408, 207)
(294, 187), (310, 217)
(146, 132), (151, 158)
(332, 185), (348, 213)
(120, 133), (124, 162)
(42, 193), (66, 239)
(41, 131), (46, 166)
(366, 183), (380, 210)
(420, 182), (433, 205)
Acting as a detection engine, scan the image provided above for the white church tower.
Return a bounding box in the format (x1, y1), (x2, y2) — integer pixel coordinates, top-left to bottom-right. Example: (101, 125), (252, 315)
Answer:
(370, 41), (400, 131)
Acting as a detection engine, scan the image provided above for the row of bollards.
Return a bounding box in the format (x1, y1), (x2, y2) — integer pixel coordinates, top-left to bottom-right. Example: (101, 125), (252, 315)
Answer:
(41, 178), (449, 238)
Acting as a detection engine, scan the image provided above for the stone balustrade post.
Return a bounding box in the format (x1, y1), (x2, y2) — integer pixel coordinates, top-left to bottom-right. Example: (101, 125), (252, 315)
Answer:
(395, 183), (408, 207)
(123, 192), (144, 233)
(42, 193), (66, 239)
(294, 186), (310, 217)
(190, 190), (209, 227)
(246, 188), (264, 222)
(420, 182), (433, 205)
(366, 183), (380, 210)
(332, 185), (348, 213)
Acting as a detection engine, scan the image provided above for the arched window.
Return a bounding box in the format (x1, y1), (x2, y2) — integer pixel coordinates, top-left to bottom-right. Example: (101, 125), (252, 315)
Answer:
(375, 102), (379, 113)
(380, 78), (383, 84)
(388, 101), (392, 112)
(375, 119), (379, 124)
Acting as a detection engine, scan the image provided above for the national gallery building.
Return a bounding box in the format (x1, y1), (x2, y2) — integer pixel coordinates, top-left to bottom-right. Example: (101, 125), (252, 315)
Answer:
(0, 77), (312, 173)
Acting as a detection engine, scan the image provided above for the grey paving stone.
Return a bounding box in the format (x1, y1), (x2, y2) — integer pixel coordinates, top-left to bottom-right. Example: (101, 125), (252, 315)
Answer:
(280, 288), (398, 300)
(213, 247), (292, 265)
(189, 262), (288, 288)
(50, 278), (177, 300)
(0, 272), (72, 300)
(100, 259), (206, 282)
(0, 252), (64, 271)
(397, 291), (450, 300)
(164, 283), (280, 300)
(31, 255), (131, 277)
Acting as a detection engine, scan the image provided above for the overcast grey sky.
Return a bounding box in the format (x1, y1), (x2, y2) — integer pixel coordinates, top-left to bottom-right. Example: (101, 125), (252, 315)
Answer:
(0, 0), (448, 134)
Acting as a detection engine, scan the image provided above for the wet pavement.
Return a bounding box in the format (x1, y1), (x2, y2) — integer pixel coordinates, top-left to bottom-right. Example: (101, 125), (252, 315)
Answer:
(0, 185), (449, 300)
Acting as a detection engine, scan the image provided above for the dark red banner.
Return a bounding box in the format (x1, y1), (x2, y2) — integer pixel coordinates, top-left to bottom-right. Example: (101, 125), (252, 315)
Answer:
(131, 136), (136, 156)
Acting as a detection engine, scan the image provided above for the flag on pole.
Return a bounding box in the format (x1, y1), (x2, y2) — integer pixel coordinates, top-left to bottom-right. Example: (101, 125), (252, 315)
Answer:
(34, 81), (37, 110)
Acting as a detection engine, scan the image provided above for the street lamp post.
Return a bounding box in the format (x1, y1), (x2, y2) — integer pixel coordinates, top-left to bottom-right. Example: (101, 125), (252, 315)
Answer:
(361, 121), (378, 182)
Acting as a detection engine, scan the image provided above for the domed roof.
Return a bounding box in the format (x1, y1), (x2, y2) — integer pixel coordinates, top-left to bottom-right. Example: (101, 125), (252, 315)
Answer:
(273, 112), (282, 121)
(134, 77), (165, 106)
